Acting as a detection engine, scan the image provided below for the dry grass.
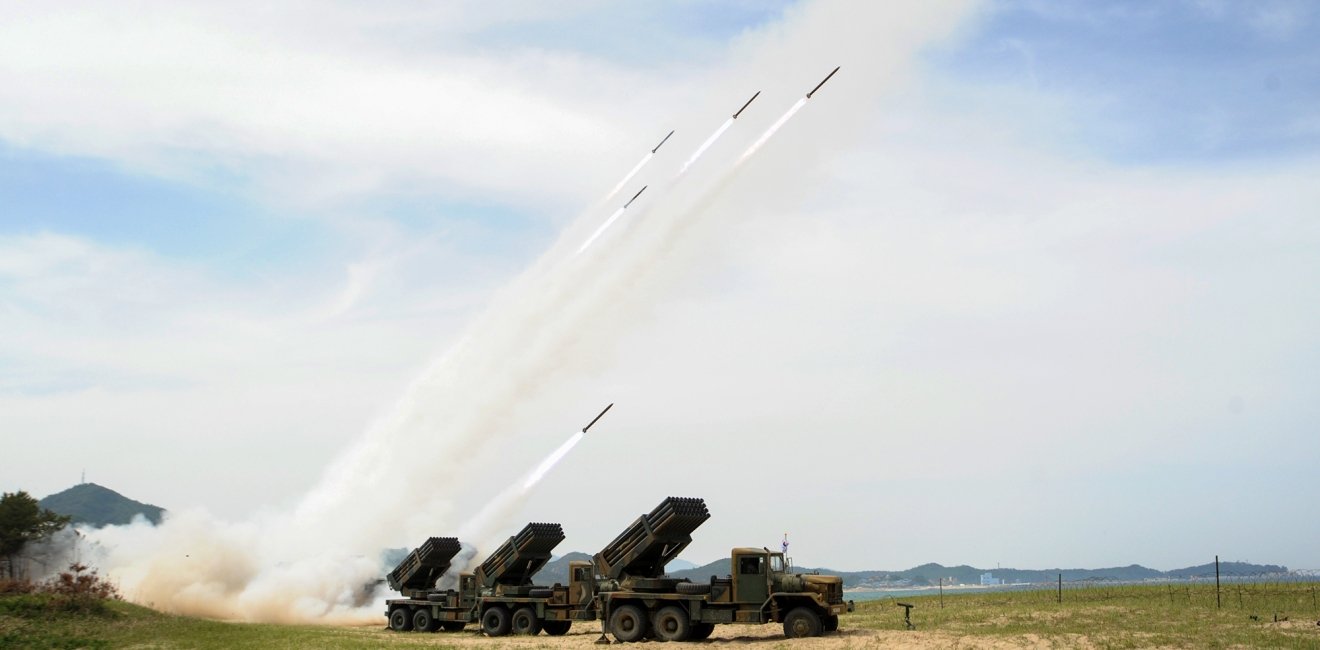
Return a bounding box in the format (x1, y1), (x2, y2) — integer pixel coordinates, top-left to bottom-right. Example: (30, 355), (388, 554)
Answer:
(3, 582), (1318, 648)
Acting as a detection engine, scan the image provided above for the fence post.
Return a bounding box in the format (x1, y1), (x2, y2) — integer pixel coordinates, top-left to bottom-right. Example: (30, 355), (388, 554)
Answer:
(939, 578), (944, 609)
(1057, 574), (1062, 604)
(1215, 555), (1221, 610)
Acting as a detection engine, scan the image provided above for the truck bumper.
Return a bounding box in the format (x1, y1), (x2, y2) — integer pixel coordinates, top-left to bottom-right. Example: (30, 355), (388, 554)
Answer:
(829, 600), (854, 616)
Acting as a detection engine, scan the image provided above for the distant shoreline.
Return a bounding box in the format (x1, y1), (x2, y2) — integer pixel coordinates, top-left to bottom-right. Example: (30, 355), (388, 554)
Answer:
(845, 583), (1011, 594)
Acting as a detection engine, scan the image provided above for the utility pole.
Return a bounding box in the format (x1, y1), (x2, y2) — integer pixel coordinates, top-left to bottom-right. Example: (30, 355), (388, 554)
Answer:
(1215, 555), (1221, 609)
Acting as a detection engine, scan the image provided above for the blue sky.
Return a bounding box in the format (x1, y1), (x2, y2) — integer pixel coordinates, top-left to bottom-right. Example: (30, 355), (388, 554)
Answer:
(938, 1), (1320, 163)
(1, 1), (1318, 604)
(3, 1), (1315, 274)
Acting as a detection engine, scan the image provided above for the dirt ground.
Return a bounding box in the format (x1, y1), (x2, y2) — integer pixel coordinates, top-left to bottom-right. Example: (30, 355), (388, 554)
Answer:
(351, 621), (1099, 649)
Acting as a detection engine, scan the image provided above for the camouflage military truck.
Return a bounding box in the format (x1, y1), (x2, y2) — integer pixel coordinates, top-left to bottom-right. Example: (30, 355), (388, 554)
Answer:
(384, 523), (597, 635)
(383, 536), (474, 632)
(593, 497), (853, 642)
(385, 497), (852, 640)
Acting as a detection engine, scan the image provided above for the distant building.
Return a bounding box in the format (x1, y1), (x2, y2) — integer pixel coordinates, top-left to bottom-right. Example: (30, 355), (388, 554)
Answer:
(980, 572), (1001, 586)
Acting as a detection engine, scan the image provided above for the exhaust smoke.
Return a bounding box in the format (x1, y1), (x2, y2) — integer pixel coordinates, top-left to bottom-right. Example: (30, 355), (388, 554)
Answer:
(69, 0), (965, 626)
(78, 75), (832, 624)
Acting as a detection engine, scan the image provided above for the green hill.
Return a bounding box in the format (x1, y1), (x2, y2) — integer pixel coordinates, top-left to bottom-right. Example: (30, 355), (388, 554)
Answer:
(39, 483), (164, 528)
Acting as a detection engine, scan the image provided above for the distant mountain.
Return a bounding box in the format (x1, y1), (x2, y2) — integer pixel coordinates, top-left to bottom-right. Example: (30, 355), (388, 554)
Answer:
(1165, 561), (1287, 579)
(39, 482), (165, 528)
(671, 558), (731, 581)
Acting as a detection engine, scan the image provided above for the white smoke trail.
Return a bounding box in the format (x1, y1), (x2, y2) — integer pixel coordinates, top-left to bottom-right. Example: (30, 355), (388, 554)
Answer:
(435, 429), (586, 587)
(84, 90), (822, 627)
(523, 431), (584, 490)
(576, 207), (625, 254)
(678, 118), (733, 175)
(83, 88), (819, 629)
(578, 115), (742, 255)
(603, 152), (653, 204)
(738, 97), (808, 165)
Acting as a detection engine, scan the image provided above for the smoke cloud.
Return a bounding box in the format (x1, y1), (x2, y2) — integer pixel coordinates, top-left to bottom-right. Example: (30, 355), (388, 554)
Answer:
(77, 1), (977, 624)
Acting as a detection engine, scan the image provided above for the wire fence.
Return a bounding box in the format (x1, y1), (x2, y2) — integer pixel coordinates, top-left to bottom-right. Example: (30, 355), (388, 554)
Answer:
(915, 560), (1320, 616)
(855, 559), (1320, 619)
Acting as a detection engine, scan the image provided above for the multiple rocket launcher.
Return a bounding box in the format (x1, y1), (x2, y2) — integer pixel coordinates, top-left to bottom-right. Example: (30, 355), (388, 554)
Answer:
(384, 496), (852, 640)
(389, 497), (709, 599)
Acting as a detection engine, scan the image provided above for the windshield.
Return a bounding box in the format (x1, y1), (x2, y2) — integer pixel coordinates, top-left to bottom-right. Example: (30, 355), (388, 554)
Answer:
(770, 554), (785, 573)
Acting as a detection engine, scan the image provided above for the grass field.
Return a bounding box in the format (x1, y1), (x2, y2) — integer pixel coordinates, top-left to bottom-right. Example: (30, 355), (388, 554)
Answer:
(3, 583), (1318, 649)
(852, 581), (1320, 648)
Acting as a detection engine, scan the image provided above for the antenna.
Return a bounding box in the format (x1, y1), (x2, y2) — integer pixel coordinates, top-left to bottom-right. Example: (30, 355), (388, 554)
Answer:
(81, 469), (86, 484)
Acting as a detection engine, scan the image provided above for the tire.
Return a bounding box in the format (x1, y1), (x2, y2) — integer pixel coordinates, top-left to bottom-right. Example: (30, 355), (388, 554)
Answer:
(413, 608), (436, 633)
(389, 607), (413, 632)
(690, 623), (715, 640)
(783, 607), (822, 638)
(610, 604), (648, 643)
(823, 614), (839, 632)
(482, 606), (511, 637)
(653, 605), (691, 642)
(543, 620), (572, 636)
(675, 582), (711, 595)
(528, 588), (554, 598)
(511, 606), (542, 635)
(442, 621), (467, 632)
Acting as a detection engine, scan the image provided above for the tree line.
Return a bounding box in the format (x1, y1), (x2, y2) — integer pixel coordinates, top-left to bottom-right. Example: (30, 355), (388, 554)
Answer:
(0, 491), (71, 580)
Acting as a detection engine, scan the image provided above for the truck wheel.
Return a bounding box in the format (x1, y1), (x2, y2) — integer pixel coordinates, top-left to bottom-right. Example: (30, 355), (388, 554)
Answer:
(482, 606), (511, 637)
(412, 608), (436, 632)
(783, 607), (822, 638)
(690, 623), (715, 640)
(442, 621), (467, 632)
(675, 582), (711, 595)
(823, 614), (839, 632)
(511, 606), (542, 635)
(389, 607), (413, 632)
(543, 620), (572, 636)
(610, 604), (647, 643)
(653, 605), (691, 642)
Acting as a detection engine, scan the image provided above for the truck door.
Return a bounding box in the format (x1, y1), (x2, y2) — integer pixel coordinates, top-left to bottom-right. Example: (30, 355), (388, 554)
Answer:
(569, 562), (593, 607)
(460, 574), (478, 609)
(733, 552), (768, 604)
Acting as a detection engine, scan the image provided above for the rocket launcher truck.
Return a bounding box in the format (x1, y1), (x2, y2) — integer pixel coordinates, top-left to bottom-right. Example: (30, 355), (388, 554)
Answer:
(386, 536), (463, 599)
(384, 523), (596, 636)
(385, 497), (853, 640)
(593, 496), (853, 642)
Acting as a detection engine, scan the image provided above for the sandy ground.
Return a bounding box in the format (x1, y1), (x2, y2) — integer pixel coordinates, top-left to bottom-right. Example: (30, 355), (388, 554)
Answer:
(350, 621), (1104, 649)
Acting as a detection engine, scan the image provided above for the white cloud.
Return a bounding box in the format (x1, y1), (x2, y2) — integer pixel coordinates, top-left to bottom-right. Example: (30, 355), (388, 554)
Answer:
(0, 2), (676, 212)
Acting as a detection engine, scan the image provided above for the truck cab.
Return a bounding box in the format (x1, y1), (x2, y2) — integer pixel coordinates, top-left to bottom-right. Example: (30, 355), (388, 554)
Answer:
(730, 547), (852, 634)
(731, 548), (772, 604)
(568, 559), (595, 608)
